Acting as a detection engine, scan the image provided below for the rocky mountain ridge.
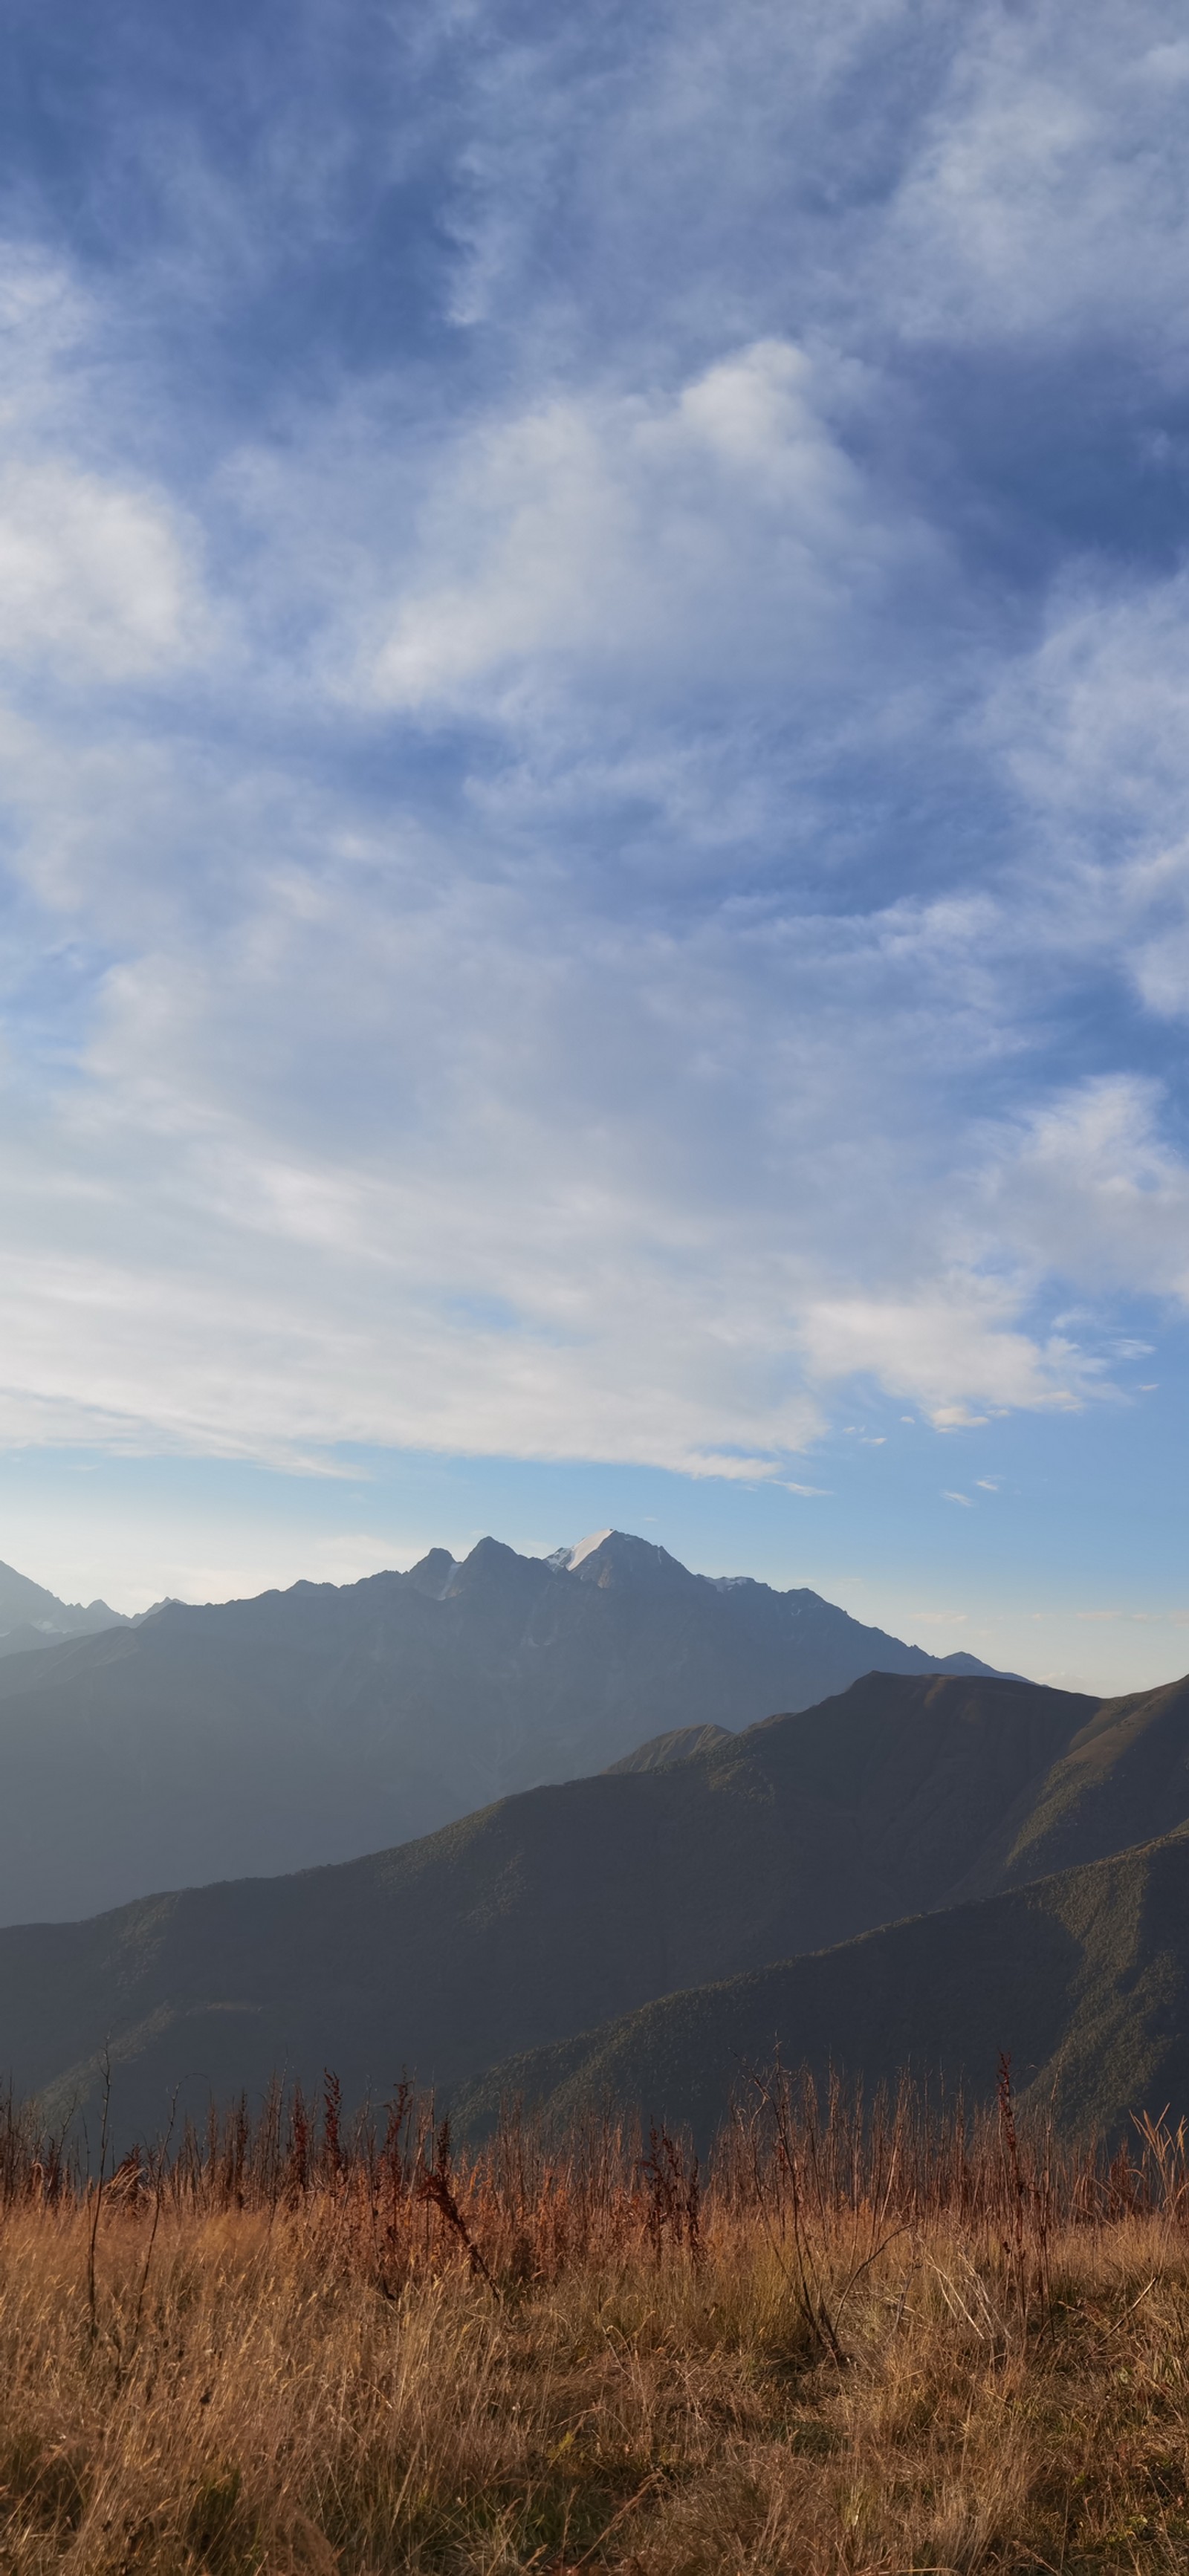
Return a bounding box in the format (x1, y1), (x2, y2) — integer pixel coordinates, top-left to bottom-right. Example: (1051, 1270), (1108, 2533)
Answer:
(0, 1557), (135, 1660)
(0, 1530), (1002, 1923)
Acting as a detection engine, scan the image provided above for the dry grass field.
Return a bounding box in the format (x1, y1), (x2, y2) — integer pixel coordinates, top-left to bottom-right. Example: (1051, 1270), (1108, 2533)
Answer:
(3, 2069), (1189, 2572)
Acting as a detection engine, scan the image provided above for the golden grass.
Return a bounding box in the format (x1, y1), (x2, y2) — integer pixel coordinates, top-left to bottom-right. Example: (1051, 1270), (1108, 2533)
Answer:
(3, 2077), (1189, 2572)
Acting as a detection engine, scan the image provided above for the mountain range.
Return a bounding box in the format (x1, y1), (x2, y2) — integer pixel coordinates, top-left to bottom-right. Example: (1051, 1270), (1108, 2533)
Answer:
(0, 1530), (1000, 1924)
(8, 1661), (1189, 2150)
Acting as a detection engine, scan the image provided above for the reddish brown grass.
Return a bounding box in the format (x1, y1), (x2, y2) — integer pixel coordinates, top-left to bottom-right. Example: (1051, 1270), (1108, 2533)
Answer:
(1, 2067), (1188, 2570)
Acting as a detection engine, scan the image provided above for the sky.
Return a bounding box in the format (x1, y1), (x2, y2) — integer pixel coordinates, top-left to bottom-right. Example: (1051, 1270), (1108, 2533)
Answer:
(1, 0), (1189, 1691)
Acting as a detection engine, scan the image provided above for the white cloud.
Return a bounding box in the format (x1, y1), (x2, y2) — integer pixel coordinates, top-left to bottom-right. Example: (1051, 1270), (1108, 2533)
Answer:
(881, 3), (1189, 348)
(797, 1282), (1084, 1425)
(363, 340), (933, 721)
(0, 788), (1179, 1478)
(967, 562), (1189, 1022)
(1, 13), (1189, 1495)
(0, 243), (212, 687)
(983, 1077), (1189, 1302)
(0, 464), (202, 680)
(984, 568), (1189, 847)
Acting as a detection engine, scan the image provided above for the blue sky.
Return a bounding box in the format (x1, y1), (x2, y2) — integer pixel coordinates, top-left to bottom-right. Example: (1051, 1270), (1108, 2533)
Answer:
(1, 0), (1189, 1690)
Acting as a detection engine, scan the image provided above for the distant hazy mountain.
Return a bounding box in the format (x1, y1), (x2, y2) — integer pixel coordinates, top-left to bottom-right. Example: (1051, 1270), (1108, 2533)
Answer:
(0, 1557), (130, 1660)
(0, 1530), (1004, 1923)
(0, 1665), (1142, 2145)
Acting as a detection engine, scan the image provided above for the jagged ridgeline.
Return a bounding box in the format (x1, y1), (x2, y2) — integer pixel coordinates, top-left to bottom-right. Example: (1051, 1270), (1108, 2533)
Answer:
(0, 1559), (139, 1660)
(0, 1530), (1001, 1924)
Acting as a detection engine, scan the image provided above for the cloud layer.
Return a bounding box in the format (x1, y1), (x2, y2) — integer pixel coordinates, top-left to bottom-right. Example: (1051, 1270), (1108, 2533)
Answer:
(1, 0), (1189, 1479)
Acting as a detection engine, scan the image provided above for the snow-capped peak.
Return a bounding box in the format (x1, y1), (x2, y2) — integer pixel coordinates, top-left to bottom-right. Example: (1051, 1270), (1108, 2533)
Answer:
(559, 1529), (614, 1571)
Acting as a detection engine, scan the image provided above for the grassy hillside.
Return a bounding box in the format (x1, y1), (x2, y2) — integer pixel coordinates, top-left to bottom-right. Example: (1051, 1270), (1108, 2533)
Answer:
(455, 1822), (1189, 2147)
(0, 1668), (1115, 2146)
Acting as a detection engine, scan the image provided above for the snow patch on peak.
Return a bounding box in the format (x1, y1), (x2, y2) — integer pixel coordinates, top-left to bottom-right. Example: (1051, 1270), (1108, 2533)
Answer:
(560, 1530), (614, 1571)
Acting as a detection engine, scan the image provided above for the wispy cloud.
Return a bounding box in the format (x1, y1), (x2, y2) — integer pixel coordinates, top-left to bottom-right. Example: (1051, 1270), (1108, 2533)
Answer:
(1, 1), (1188, 1482)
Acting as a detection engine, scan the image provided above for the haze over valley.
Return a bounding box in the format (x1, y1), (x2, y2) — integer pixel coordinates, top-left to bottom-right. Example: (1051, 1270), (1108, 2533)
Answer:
(4, 1525), (1189, 2159)
(0, 1530), (999, 1923)
(4, 1622), (1189, 2153)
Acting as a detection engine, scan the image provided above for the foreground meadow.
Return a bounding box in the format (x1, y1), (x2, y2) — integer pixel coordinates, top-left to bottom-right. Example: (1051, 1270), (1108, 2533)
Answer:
(3, 2074), (1189, 2572)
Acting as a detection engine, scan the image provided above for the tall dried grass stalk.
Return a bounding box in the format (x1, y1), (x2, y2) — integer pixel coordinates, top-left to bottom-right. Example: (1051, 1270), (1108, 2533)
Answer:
(1, 2067), (1188, 2569)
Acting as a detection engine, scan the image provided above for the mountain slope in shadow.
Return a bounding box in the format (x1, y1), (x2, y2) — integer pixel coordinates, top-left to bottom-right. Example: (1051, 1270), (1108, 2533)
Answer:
(0, 1666), (1120, 2142)
(455, 1823), (1189, 2150)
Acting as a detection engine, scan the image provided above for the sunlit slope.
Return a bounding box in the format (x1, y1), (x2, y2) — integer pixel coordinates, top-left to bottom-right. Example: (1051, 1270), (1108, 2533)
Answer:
(455, 1823), (1189, 2148)
(603, 1722), (736, 1772)
(949, 1672), (1189, 1897)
